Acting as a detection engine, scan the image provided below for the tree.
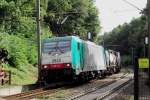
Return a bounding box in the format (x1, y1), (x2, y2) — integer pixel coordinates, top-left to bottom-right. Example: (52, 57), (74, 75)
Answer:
(97, 16), (147, 57)
(44, 0), (100, 38)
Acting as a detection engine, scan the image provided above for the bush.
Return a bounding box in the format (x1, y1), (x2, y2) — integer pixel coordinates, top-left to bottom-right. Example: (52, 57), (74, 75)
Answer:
(121, 55), (132, 66)
(0, 32), (38, 85)
(0, 33), (37, 70)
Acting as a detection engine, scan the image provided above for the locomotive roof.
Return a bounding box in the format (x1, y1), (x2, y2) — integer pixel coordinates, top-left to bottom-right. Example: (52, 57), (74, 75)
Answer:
(44, 36), (80, 42)
(43, 36), (104, 48)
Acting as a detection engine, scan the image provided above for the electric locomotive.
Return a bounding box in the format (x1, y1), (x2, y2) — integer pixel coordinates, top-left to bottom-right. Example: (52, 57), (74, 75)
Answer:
(41, 36), (121, 83)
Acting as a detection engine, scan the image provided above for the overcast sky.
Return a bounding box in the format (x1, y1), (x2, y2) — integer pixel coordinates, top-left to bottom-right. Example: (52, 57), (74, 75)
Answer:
(95, 0), (147, 34)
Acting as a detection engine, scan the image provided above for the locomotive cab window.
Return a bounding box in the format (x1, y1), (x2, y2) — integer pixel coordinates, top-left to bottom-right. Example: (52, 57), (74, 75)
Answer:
(43, 40), (71, 54)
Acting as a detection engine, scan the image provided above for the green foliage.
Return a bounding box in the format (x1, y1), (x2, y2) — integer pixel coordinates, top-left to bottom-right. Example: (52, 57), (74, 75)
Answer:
(0, 0), (20, 33)
(0, 0), (99, 38)
(44, 0), (100, 38)
(98, 16), (146, 56)
(41, 23), (53, 39)
(0, 33), (37, 70)
(97, 16), (147, 65)
(17, 17), (36, 38)
(0, 33), (38, 85)
(9, 65), (38, 85)
(121, 55), (132, 66)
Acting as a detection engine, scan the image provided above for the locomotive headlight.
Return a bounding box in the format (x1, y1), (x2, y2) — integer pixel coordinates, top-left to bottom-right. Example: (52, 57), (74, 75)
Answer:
(66, 63), (70, 67)
(44, 65), (48, 69)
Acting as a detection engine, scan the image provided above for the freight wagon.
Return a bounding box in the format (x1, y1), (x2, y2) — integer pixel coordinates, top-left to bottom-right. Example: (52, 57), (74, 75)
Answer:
(105, 50), (121, 74)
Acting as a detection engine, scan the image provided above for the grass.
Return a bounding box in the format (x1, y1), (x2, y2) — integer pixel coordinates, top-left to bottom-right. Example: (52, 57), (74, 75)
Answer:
(0, 64), (38, 87)
(11, 65), (38, 85)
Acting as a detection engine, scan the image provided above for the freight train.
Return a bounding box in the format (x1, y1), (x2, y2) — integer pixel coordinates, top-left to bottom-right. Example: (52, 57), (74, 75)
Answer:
(41, 36), (121, 83)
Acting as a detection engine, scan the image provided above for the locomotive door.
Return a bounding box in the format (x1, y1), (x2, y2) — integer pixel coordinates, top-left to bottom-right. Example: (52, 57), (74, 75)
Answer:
(78, 42), (84, 70)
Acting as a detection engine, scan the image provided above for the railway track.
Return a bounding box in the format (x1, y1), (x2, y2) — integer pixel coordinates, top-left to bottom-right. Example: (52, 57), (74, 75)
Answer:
(100, 79), (134, 100)
(66, 73), (132, 100)
(34, 73), (131, 100)
(96, 78), (133, 100)
(3, 82), (68, 100)
(2, 72), (131, 100)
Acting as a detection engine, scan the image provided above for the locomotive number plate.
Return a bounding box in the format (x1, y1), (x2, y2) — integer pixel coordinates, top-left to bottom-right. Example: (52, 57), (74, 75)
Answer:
(52, 59), (61, 63)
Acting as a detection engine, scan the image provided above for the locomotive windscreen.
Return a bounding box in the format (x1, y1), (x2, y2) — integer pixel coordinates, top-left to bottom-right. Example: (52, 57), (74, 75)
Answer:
(43, 40), (71, 54)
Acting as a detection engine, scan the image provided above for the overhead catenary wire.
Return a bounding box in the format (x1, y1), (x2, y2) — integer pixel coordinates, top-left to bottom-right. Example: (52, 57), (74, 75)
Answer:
(114, 9), (140, 13)
(121, 0), (143, 12)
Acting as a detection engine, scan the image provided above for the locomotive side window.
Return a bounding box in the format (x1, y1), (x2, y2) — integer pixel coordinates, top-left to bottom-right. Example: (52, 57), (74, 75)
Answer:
(77, 43), (80, 50)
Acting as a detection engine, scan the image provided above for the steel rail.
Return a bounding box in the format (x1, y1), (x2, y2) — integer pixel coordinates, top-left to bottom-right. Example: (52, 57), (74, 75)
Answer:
(3, 73), (129, 100)
(3, 82), (68, 100)
(66, 73), (129, 100)
(96, 78), (133, 100)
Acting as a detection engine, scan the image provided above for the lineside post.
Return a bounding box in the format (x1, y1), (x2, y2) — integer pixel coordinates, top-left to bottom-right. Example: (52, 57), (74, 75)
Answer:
(134, 56), (139, 100)
(36, 0), (41, 81)
(9, 71), (11, 85)
(147, 0), (150, 85)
